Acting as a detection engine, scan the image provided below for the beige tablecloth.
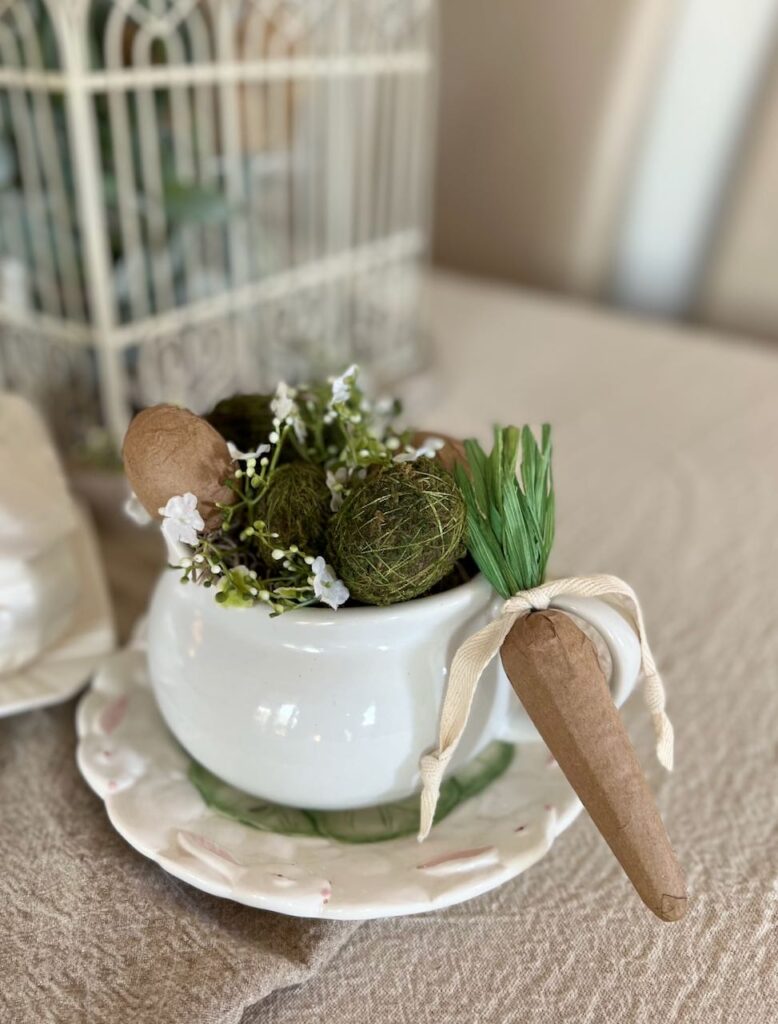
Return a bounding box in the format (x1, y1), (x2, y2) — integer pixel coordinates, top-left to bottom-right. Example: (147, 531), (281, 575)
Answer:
(2, 272), (777, 1022)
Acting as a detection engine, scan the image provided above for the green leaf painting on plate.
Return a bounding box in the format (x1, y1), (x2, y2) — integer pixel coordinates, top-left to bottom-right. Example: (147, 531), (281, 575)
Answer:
(189, 741), (515, 844)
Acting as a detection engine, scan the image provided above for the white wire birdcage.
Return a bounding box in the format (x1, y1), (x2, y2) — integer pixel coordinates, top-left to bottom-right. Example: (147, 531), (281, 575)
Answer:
(0, 0), (436, 454)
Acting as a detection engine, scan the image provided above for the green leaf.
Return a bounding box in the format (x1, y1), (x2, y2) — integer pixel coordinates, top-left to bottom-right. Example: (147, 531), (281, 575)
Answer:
(455, 425), (555, 595)
(462, 439), (489, 514)
(502, 425), (520, 481)
(189, 742), (514, 843)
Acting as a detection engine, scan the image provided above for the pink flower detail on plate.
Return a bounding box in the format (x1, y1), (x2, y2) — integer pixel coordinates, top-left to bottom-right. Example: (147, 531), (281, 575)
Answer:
(178, 830), (240, 865)
(99, 695), (128, 735)
(417, 845), (494, 870)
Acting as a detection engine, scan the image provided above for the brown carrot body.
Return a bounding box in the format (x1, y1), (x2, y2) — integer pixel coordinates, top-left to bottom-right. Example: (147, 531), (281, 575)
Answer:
(501, 609), (687, 921)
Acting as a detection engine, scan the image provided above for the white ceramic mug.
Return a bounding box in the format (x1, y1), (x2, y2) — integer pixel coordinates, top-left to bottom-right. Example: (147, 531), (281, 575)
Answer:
(147, 571), (641, 809)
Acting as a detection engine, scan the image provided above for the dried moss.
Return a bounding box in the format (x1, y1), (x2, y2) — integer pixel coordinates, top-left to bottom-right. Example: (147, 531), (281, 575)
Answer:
(327, 460), (466, 605)
(205, 394), (275, 452)
(257, 462), (330, 561)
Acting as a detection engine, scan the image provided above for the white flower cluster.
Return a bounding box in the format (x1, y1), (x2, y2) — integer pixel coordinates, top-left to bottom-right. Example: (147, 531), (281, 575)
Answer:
(310, 556), (349, 609)
(324, 364), (359, 426)
(270, 381), (306, 444)
(393, 436), (445, 463)
(132, 363), (407, 614)
(227, 441), (270, 462)
(325, 466), (349, 512)
(156, 490), (350, 611)
(158, 492), (205, 564)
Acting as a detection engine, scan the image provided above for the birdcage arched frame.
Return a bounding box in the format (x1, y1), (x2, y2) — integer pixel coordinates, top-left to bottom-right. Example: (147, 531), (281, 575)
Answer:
(0, 0), (436, 451)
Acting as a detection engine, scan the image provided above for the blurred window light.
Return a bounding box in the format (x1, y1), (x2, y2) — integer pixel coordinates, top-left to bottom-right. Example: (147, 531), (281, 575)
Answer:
(612, 0), (778, 315)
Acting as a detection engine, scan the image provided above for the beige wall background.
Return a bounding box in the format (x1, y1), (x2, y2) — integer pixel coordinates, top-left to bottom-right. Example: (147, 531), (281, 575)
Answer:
(432, 0), (778, 342)
(697, 49), (778, 340)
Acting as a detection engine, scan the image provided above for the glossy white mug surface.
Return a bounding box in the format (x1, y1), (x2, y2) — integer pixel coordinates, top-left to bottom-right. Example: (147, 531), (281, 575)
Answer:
(147, 572), (641, 809)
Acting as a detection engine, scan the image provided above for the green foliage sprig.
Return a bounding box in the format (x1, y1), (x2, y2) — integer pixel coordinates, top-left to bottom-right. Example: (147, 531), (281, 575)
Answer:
(454, 425), (554, 599)
(177, 367), (410, 614)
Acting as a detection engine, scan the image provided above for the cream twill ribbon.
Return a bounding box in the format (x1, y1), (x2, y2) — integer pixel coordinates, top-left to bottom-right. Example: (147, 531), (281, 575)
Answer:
(417, 574), (674, 842)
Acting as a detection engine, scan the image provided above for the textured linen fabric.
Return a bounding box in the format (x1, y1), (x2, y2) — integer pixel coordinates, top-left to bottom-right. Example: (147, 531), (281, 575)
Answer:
(3, 271), (778, 1022)
(0, 483), (359, 1023)
(0, 701), (357, 1024)
(251, 273), (778, 1022)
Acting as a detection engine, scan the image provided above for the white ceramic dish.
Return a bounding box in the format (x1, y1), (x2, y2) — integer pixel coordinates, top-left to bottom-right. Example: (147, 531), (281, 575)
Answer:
(0, 541), (81, 673)
(147, 570), (641, 809)
(0, 508), (115, 717)
(76, 642), (587, 920)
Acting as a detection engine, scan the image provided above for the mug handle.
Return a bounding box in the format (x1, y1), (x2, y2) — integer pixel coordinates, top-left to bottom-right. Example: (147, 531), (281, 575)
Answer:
(499, 595), (642, 743)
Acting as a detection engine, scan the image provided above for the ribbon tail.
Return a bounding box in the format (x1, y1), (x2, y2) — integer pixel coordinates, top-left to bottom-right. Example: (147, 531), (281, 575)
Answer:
(653, 711), (674, 771)
(643, 665), (674, 770)
(417, 612), (517, 841)
(611, 580), (674, 772)
(418, 749), (450, 843)
(562, 574), (674, 771)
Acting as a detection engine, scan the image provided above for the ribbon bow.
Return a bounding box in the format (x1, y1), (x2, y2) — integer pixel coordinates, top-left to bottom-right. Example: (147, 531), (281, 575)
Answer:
(417, 574), (673, 841)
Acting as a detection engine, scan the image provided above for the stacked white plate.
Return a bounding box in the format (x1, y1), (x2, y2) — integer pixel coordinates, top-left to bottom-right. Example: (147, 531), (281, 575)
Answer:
(0, 395), (114, 717)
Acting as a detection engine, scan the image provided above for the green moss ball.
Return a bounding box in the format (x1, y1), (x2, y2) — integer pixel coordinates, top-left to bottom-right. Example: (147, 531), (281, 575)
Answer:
(258, 462), (330, 561)
(327, 460), (466, 605)
(205, 394), (275, 452)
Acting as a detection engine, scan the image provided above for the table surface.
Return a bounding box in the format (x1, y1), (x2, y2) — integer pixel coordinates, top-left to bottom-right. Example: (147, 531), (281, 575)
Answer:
(3, 271), (777, 1024)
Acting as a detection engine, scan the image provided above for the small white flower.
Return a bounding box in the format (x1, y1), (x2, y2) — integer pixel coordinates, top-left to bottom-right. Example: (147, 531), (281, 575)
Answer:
(227, 441), (271, 462)
(393, 436), (445, 463)
(311, 556), (349, 609)
(124, 492), (152, 526)
(329, 363), (358, 407)
(270, 380), (297, 423)
(326, 466), (349, 511)
(290, 414), (307, 444)
(158, 492), (204, 548)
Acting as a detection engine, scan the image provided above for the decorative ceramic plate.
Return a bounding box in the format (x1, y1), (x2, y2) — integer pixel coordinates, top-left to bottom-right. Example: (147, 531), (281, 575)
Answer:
(76, 645), (583, 920)
(0, 510), (115, 717)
